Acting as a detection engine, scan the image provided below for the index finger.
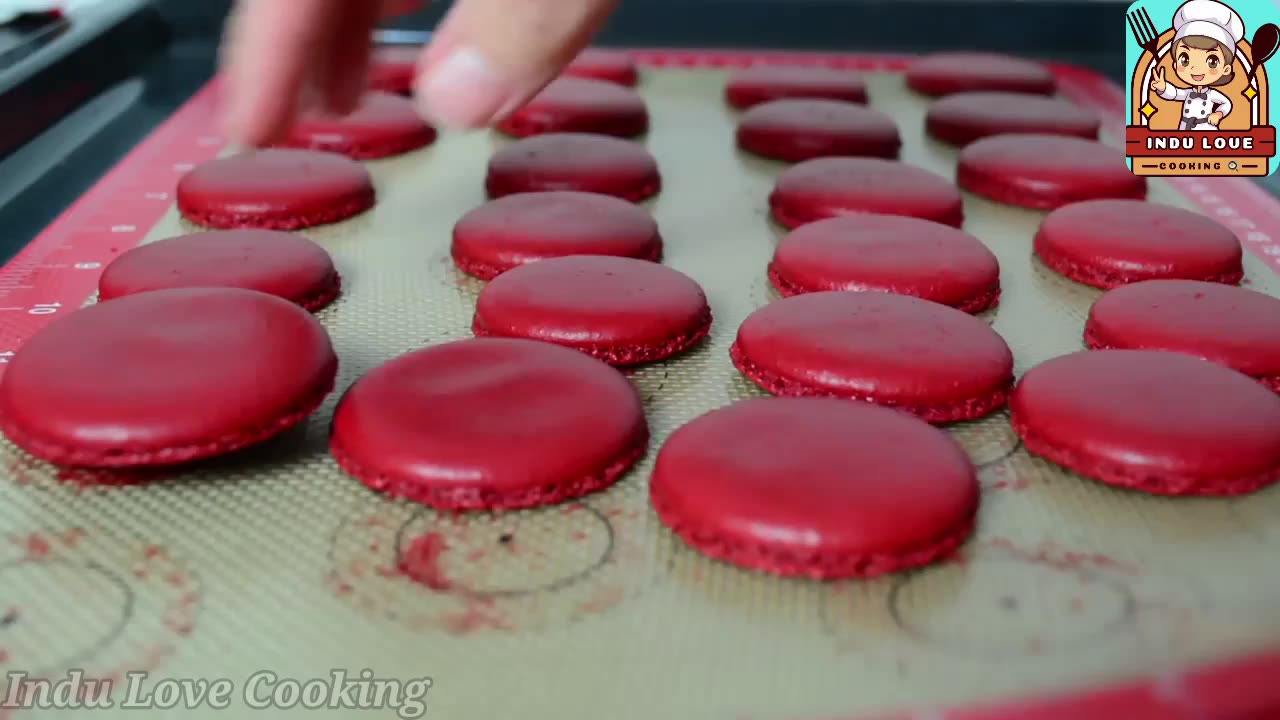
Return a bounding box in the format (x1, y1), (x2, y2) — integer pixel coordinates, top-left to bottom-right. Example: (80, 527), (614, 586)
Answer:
(221, 0), (347, 146)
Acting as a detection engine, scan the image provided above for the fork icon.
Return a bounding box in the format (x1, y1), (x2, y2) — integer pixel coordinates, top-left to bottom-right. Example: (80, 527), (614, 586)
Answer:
(1128, 6), (1161, 55)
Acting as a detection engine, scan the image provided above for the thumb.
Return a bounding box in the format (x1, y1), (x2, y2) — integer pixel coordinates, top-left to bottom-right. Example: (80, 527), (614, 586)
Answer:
(413, 0), (619, 128)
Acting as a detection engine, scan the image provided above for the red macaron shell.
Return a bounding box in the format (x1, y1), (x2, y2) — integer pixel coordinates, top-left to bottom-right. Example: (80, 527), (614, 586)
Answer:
(498, 77), (649, 138)
(452, 191), (663, 280)
(330, 338), (649, 510)
(769, 157), (964, 229)
(368, 45), (418, 94)
(925, 91), (1101, 146)
(177, 149), (376, 230)
(650, 398), (979, 579)
(768, 215), (1000, 313)
(486, 133), (661, 202)
(731, 292), (1014, 422)
(472, 255), (712, 365)
(97, 230), (341, 312)
(0, 288), (337, 468)
(1010, 350), (1280, 495)
(725, 65), (869, 109)
(737, 99), (901, 162)
(277, 92), (437, 159)
(1034, 199), (1243, 289)
(452, 192), (663, 280)
(1085, 280), (1280, 389)
(906, 52), (1056, 97)
(957, 134), (1146, 210)
(563, 49), (640, 86)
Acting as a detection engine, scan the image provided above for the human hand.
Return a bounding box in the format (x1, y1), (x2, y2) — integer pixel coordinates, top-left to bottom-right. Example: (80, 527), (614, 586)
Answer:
(1150, 67), (1167, 94)
(221, 0), (619, 147)
(1208, 111), (1224, 126)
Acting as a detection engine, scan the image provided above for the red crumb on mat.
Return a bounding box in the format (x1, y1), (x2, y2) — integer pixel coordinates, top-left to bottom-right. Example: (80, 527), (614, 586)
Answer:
(576, 587), (627, 616)
(399, 532), (453, 591)
(439, 597), (511, 635)
(989, 537), (1139, 576)
(21, 533), (50, 560)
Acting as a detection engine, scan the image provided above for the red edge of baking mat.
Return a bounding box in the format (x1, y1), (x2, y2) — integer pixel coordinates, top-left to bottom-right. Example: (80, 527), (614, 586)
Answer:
(2, 50), (1279, 720)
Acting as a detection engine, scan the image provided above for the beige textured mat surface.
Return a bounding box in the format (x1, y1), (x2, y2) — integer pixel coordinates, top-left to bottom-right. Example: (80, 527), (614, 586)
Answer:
(2, 58), (1280, 719)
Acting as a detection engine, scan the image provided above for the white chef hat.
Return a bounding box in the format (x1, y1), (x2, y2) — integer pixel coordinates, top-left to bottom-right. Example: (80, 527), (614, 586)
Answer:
(1173, 0), (1246, 54)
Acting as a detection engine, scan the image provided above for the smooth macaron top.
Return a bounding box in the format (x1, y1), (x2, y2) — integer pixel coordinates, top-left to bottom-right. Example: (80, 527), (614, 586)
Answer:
(486, 133), (661, 201)
(733, 291), (1014, 405)
(769, 215), (1000, 311)
(330, 338), (647, 499)
(499, 77), (648, 138)
(563, 48), (640, 86)
(906, 52), (1056, 96)
(176, 149), (375, 223)
(0, 287), (337, 465)
(97, 230), (339, 310)
(1011, 350), (1280, 482)
(958, 134), (1147, 207)
(474, 255), (710, 349)
(651, 398), (978, 559)
(278, 91), (436, 158)
(770, 157), (964, 228)
(737, 99), (901, 161)
(725, 64), (869, 108)
(1087, 280), (1280, 380)
(1035, 199), (1242, 284)
(925, 91), (1100, 146)
(452, 191), (662, 278)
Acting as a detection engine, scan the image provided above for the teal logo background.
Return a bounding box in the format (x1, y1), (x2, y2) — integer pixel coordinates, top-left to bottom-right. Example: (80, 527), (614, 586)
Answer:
(1126, 0), (1280, 176)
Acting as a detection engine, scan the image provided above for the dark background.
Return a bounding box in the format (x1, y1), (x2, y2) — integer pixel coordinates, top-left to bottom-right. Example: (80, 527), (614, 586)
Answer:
(0, 0), (1131, 262)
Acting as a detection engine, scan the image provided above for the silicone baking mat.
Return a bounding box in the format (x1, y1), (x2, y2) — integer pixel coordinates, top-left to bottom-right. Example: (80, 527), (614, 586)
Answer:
(2, 49), (1280, 720)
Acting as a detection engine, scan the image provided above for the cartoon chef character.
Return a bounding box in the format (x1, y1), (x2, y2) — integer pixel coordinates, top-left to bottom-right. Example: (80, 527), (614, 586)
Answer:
(1150, 0), (1245, 130)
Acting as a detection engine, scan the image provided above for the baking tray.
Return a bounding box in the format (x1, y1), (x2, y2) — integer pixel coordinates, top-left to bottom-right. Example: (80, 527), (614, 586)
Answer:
(2, 48), (1280, 720)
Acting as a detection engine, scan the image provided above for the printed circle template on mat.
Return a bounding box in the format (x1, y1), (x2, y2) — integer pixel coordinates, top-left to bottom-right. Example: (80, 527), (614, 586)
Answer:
(563, 48), (640, 86)
(650, 398), (979, 579)
(0, 288), (338, 468)
(97, 230), (340, 312)
(906, 52), (1056, 97)
(769, 157), (964, 229)
(730, 291), (1014, 423)
(1010, 350), (1280, 496)
(725, 65), (869, 109)
(176, 149), (376, 230)
(1034, 199), (1243, 289)
(957, 134), (1147, 210)
(330, 338), (649, 511)
(1086, 280), (1280, 390)
(925, 92), (1101, 146)
(277, 92), (437, 159)
(768, 215), (1001, 313)
(473, 255), (712, 365)
(736, 99), (901, 162)
(497, 77), (649, 138)
(451, 191), (663, 280)
(486, 133), (661, 202)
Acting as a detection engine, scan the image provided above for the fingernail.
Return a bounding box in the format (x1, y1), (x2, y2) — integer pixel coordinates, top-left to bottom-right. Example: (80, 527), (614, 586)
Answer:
(416, 47), (509, 128)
